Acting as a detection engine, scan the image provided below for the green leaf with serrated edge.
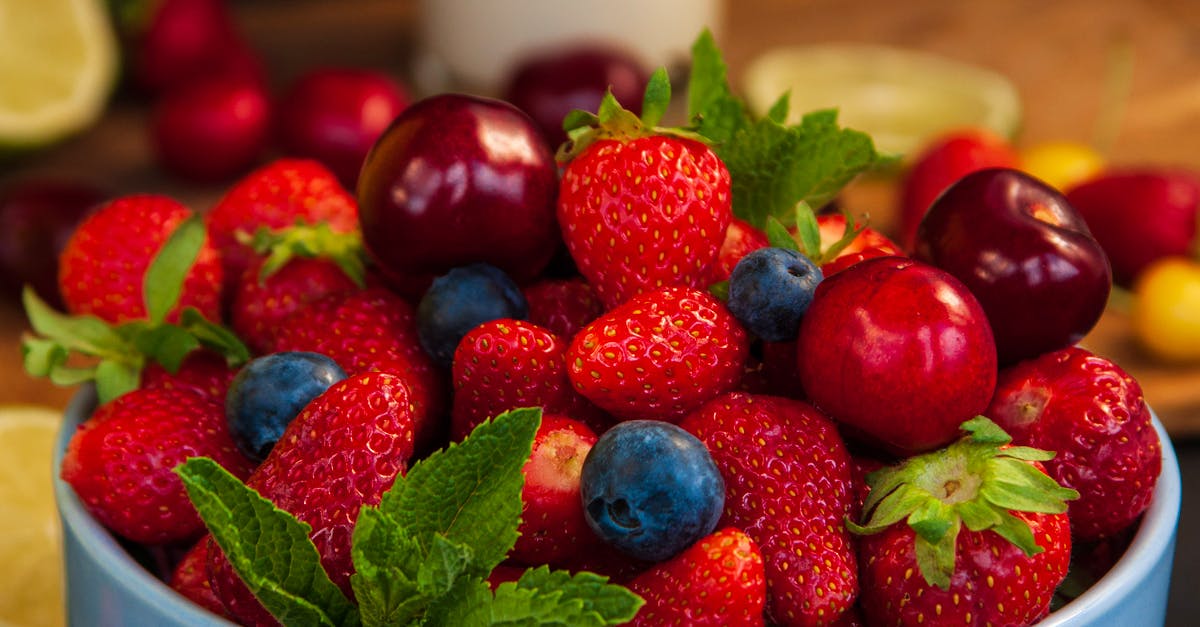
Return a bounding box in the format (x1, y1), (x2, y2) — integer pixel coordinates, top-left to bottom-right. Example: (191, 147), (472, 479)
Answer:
(144, 213), (205, 325)
(378, 407), (542, 579)
(422, 576), (493, 627)
(961, 415), (1013, 444)
(640, 67), (671, 128)
(764, 217), (800, 252)
(128, 323), (199, 373)
(513, 566), (644, 626)
(350, 507), (426, 627)
(93, 359), (141, 404)
(686, 29), (751, 146)
(793, 201), (822, 257)
(22, 287), (130, 359)
(419, 534), (474, 598)
(990, 510), (1044, 557)
(176, 457), (360, 627)
(907, 498), (954, 546)
(179, 308), (251, 366)
(765, 91), (791, 124)
(913, 517), (960, 590)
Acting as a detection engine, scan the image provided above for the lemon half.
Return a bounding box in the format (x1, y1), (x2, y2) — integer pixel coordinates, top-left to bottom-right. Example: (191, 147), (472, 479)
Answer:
(0, 406), (65, 627)
(741, 44), (1022, 157)
(0, 0), (119, 151)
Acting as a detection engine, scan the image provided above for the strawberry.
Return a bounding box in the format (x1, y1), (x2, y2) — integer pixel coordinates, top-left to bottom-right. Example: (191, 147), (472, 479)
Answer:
(567, 286), (749, 422)
(707, 217), (769, 283)
(986, 346), (1162, 541)
(271, 286), (446, 452)
(521, 277), (605, 340)
(205, 158), (358, 295)
(140, 349), (239, 402)
(207, 370), (416, 625)
(170, 538), (230, 618)
(815, 213), (903, 277)
(60, 385), (255, 544)
(57, 194), (223, 324)
(229, 222), (367, 354)
(509, 414), (600, 567)
(680, 392), (858, 626)
(450, 318), (605, 441)
(849, 417), (1076, 627)
(557, 72), (732, 309)
(627, 527), (767, 626)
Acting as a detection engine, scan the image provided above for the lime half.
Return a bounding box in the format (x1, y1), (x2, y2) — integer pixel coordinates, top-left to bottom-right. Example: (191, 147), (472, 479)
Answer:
(741, 44), (1022, 157)
(0, 0), (119, 151)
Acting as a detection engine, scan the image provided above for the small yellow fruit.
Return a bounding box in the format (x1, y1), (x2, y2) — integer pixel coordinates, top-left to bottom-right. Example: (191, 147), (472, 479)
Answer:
(1131, 257), (1200, 363)
(1019, 140), (1106, 193)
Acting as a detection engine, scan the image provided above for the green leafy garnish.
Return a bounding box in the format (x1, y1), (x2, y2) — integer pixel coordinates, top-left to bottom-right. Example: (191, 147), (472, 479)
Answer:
(687, 29), (895, 230)
(178, 408), (644, 627)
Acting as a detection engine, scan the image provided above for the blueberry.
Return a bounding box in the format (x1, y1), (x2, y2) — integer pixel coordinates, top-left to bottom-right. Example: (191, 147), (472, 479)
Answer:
(225, 351), (347, 462)
(417, 262), (529, 367)
(727, 246), (823, 342)
(579, 420), (725, 561)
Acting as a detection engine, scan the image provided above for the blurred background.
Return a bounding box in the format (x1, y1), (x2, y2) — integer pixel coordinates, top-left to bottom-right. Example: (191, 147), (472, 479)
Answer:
(0, 0), (1197, 624)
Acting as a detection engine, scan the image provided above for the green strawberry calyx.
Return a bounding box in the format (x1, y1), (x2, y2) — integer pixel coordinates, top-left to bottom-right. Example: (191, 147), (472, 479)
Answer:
(846, 416), (1079, 591)
(22, 213), (250, 404)
(178, 407), (644, 627)
(236, 220), (367, 288)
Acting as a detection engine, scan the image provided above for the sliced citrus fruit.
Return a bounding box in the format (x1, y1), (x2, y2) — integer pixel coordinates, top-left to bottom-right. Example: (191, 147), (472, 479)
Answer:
(741, 44), (1022, 157)
(0, 405), (65, 627)
(0, 0), (119, 150)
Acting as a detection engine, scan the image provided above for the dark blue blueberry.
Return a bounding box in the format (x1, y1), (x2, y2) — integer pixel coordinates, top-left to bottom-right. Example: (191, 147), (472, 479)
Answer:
(579, 420), (725, 562)
(726, 246), (823, 342)
(416, 262), (529, 368)
(225, 351), (347, 462)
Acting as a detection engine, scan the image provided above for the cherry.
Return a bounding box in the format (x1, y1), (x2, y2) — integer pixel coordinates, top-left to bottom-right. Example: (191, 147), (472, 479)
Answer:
(913, 168), (1111, 365)
(151, 74), (272, 182)
(276, 67), (410, 189)
(356, 93), (560, 297)
(129, 0), (247, 95)
(0, 179), (107, 307)
(501, 44), (650, 148)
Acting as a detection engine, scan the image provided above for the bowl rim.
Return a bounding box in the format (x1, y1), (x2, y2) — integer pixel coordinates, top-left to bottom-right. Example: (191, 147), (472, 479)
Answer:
(54, 387), (1181, 625)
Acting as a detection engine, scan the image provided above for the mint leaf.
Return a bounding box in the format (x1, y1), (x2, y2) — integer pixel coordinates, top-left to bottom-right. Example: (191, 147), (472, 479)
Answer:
(377, 407), (542, 578)
(422, 577), (493, 627)
(176, 457), (361, 627)
(506, 567), (644, 626)
(687, 29), (751, 146)
(351, 507), (431, 627)
(144, 213), (205, 324)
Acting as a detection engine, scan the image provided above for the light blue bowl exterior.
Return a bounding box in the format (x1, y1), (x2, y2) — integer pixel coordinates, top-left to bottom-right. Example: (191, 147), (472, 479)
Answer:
(54, 388), (1182, 626)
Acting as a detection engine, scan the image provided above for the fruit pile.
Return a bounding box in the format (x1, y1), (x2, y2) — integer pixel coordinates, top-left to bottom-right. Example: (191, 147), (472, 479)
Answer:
(30, 32), (1164, 627)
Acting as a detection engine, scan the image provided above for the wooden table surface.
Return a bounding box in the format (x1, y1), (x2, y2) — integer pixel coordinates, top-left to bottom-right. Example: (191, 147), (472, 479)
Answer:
(4, 0), (1200, 435)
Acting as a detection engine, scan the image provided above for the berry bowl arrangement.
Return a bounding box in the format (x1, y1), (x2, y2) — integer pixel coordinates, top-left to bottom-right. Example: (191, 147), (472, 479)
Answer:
(40, 32), (1181, 627)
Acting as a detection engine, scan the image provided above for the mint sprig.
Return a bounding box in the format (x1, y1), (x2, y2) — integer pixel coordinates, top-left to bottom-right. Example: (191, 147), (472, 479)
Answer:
(22, 213), (250, 404)
(687, 30), (895, 230)
(177, 408), (644, 627)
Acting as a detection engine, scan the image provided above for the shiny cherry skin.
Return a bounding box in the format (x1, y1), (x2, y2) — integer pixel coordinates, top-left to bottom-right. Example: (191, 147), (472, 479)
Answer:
(502, 44), (649, 148)
(913, 167), (1111, 366)
(797, 256), (998, 457)
(357, 93), (560, 297)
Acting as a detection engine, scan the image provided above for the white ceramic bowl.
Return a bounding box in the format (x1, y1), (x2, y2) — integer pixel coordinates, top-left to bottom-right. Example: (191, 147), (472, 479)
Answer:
(53, 387), (1180, 625)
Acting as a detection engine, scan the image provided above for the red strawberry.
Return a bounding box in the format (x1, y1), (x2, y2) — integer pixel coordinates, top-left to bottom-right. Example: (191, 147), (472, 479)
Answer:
(509, 414), (600, 567)
(707, 217), (770, 283)
(60, 386), (255, 544)
(522, 277), (605, 340)
(170, 538), (230, 618)
(205, 159), (358, 294)
(140, 349), (239, 402)
(451, 318), (605, 441)
(986, 346), (1162, 541)
(557, 88), (732, 309)
(850, 417), (1076, 627)
(58, 194), (223, 324)
(567, 286), (749, 422)
(627, 527), (767, 627)
(680, 392), (858, 626)
(208, 371), (416, 625)
(271, 286), (446, 452)
(232, 255), (362, 353)
(816, 213), (903, 277)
